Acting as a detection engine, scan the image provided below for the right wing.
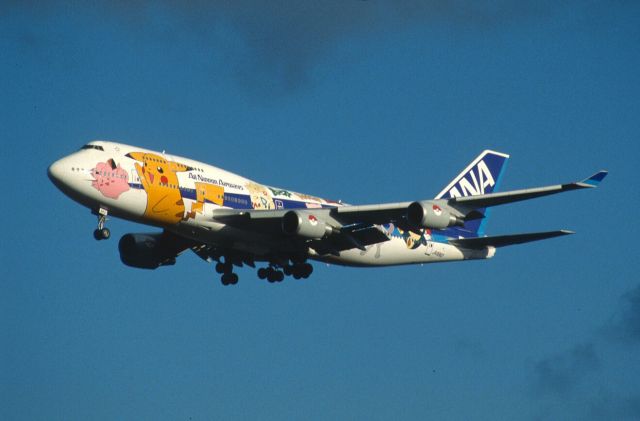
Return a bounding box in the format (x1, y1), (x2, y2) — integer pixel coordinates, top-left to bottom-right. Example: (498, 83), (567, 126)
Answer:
(210, 171), (606, 255)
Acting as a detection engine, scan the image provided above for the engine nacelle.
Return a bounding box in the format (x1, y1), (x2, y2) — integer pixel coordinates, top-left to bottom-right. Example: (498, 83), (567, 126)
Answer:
(282, 210), (332, 239)
(407, 201), (463, 229)
(118, 233), (178, 269)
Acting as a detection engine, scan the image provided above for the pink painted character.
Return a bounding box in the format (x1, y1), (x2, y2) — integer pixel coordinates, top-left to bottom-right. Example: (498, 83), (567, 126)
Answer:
(91, 159), (130, 199)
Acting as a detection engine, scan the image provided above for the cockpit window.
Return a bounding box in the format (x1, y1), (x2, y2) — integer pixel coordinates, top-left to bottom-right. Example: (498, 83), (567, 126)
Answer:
(81, 144), (104, 151)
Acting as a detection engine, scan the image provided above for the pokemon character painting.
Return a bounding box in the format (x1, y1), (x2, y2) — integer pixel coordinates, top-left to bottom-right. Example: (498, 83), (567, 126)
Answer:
(49, 141), (607, 285)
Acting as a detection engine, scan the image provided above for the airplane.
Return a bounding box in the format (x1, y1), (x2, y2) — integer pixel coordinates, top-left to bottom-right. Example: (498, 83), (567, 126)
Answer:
(48, 141), (607, 285)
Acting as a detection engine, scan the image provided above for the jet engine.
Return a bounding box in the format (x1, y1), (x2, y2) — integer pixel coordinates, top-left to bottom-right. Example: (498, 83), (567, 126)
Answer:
(407, 201), (464, 229)
(118, 233), (179, 269)
(282, 210), (332, 239)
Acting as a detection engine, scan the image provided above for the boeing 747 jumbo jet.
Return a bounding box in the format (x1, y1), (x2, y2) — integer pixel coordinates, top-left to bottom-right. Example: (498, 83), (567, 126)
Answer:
(48, 141), (607, 285)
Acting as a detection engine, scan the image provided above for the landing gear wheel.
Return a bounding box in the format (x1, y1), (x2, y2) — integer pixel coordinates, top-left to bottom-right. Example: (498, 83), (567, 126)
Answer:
(222, 262), (233, 275)
(93, 208), (110, 240)
(221, 273), (239, 286)
(301, 263), (313, 279)
(257, 268), (268, 280)
(291, 263), (312, 279)
(265, 267), (284, 283)
(93, 228), (110, 240)
(215, 262), (225, 274)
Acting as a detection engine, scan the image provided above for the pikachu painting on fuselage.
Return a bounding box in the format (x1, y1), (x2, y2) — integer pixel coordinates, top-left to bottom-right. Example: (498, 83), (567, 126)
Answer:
(126, 152), (192, 225)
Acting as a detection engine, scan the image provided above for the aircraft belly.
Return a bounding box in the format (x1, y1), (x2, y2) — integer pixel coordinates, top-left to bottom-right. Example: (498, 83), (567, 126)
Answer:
(315, 237), (492, 267)
(175, 218), (291, 258)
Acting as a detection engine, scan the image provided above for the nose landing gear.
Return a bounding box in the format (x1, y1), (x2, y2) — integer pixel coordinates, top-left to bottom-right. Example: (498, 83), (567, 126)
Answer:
(93, 208), (111, 240)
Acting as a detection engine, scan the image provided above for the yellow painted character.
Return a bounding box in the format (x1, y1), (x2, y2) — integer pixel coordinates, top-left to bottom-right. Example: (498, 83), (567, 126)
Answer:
(186, 182), (225, 219)
(126, 152), (192, 225)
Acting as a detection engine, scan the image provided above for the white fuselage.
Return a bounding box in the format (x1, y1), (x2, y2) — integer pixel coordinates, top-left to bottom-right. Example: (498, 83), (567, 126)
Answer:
(48, 140), (494, 267)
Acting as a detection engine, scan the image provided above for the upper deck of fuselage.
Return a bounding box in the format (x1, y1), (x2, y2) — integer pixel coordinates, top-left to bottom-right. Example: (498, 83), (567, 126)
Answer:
(80, 140), (345, 211)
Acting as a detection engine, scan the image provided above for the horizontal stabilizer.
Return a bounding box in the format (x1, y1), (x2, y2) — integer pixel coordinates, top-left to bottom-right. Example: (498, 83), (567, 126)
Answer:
(449, 230), (574, 249)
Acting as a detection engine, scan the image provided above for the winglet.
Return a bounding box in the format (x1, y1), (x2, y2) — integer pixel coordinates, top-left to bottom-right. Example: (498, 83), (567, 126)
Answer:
(579, 170), (608, 187)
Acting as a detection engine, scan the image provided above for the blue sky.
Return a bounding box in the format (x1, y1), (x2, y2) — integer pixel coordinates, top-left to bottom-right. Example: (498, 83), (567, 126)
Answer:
(2, 2), (639, 419)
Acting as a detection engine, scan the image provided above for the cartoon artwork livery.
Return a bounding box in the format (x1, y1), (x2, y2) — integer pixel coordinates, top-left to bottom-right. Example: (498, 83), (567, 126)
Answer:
(126, 152), (192, 225)
(91, 159), (129, 199)
(90, 152), (320, 223)
(397, 227), (432, 249)
(245, 181), (275, 210)
(186, 182), (225, 220)
(49, 141), (607, 286)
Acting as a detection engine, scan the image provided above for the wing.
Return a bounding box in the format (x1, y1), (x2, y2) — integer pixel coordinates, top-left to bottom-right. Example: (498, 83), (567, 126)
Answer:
(211, 171), (606, 255)
(331, 171), (608, 224)
(212, 208), (392, 253)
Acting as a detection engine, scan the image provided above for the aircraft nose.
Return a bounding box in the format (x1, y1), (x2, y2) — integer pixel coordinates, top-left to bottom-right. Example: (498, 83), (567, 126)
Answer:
(47, 158), (66, 188)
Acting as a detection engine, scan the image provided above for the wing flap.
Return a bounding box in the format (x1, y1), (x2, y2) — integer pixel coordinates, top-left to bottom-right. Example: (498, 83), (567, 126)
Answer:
(309, 224), (391, 255)
(449, 230), (574, 249)
(345, 224), (392, 246)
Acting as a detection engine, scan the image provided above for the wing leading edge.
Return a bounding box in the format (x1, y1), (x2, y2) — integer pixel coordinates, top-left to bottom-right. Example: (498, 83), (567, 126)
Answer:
(449, 171), (608, 210)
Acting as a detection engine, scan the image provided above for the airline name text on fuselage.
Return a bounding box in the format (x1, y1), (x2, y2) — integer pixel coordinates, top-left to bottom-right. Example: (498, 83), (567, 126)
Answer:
(188, 173), (244, 191)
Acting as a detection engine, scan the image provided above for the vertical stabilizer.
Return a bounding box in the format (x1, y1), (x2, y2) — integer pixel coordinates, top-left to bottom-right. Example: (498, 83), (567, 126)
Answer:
(435, 150), (509, 237)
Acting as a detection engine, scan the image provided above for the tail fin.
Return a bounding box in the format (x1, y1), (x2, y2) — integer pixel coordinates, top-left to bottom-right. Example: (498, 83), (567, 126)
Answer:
(435, 150), (509, 237)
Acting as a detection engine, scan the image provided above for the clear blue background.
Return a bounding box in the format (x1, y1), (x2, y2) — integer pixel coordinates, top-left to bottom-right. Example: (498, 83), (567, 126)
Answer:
(2, 2), (639, 419)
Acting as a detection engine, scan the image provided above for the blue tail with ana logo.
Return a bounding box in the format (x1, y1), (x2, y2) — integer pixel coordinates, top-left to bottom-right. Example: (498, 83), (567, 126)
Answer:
(435, 150), (509, 238)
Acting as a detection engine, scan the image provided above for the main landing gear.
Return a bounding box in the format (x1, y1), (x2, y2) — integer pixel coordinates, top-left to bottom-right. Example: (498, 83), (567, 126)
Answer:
(257, 266), (284, 283)
(213, 256), (313, 286)
(93, 208), (110, 241)
(257, 262), (313, 283)
(215, 260), (239, 286)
